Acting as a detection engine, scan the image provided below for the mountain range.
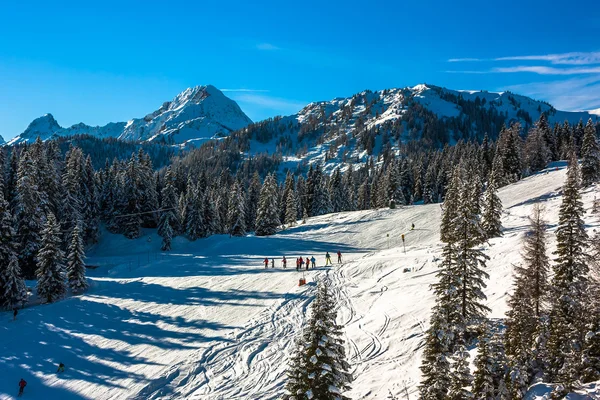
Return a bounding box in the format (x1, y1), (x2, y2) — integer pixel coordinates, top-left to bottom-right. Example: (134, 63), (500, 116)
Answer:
(5, 84), (599, 156)
(5, 85), (252, 147)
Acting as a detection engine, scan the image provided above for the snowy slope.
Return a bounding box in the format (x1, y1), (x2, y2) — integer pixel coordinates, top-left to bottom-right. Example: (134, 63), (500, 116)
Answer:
(1, 165), (599, 400)
(7, 86), (252, 147)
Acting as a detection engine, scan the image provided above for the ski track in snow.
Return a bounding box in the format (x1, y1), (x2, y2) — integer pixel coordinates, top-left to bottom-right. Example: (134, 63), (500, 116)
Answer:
(1, 163), (599, 399)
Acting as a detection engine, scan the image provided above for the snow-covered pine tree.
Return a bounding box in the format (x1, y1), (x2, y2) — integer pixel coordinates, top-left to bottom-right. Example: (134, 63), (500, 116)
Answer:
(0, 188), (26, 309)
(255, 173), (280, 236)
(448, 166), (490, 329)
(504, 203), (551, 389)
(440, 167), (462, 243)
(245, 172), (261, 232)
(418, 306), (453, 400)
(158, 212), (173, 251)
(329, 167), (345, 213)
(472, 322), (497, 400)
(580, 118), (600, 186)
(15, 151), (45, 279)
(547, 153), (589, 385)
(342, 167), (356, 211)
(423, 163), (437, 205)
(283, 280), (352, 400)
(62, 146), (85, 240)
(185, 184), (205, 240)
(357, 179), (370, 210)
(159, 166), (181, 235)
(137, 149), (159, 228)
(83, 156), (99, 243)
(66, 223), (88, 293)
(399, 159), (412, 205)
(312, 167), (331, 216)
(481, 169), (503, 238)
(573, 119), (585, 154)
(285, 188), (298, 227)
(36, 212), (66, 303)
(281, 171), (295, 223)
(227, 181), (246, 236)
(204, 189), (220, 235)
(524, 123), (551, 174)
(498, 123), (523, 184)
(120, 154), (143, 239)
(448, 333), (473, 400)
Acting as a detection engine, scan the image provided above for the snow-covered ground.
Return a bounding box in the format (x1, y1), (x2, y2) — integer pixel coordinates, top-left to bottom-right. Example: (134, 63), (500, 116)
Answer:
(1, 164), (599, 399)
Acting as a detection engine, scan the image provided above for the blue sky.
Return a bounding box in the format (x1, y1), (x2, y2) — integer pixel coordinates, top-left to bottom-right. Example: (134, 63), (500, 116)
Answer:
(1, 0), (599, 139)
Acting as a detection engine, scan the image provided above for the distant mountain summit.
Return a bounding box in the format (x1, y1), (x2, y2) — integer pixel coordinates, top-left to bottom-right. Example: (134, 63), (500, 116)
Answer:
(8, 85), (253, 146)
(232, 84), (598, 173)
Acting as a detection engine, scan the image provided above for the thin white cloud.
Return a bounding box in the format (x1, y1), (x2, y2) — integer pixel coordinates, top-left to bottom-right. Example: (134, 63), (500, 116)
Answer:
(496, 51), (600, 65)
(448, 51), (600, 65)
(447, 58), (483, 62)
(221, 89), (270, 93)
(503, 75), (600, 111)
(493, 65), (600, 75)
(256, 43), (280, 51)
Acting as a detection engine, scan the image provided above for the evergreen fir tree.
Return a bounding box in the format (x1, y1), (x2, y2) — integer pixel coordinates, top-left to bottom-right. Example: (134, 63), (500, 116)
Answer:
(283, 280), (352, 400)
(524, 125), (551, 174)
(448, 334), (473, 400)
(481, 171), (503, 239)
(285, 188), (298, 227)
(329, 167), (345, 213)
(418, 307), (453, 400)
(227, 181), (246, 236)
(245, 172), (261, 232)
(36, 213), (66, 303)
(547, 153), (589, 385)
(472, 322), (497, 400)
(15, 151), (45, 279)
(255, 174), (280, 236)
(158, 212), (173, 251)
(66, 223), (88, 293)
(580, 118), (600, 186)
(454, 176), (490, 326)
(185, 185), (205, 240)
(0, 189), (26, 309)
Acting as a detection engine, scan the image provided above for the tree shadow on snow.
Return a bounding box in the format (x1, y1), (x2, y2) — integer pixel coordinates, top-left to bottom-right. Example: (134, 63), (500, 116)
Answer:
(0, 291), (238, 399)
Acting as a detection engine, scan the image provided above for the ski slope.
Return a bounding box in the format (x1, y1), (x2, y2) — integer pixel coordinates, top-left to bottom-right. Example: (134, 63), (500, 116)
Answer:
(1, 164), (599, 399)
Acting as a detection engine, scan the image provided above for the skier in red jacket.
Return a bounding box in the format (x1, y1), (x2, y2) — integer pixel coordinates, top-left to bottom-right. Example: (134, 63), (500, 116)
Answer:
(263, 258), (269, 269)
(18, 378), (27, 396)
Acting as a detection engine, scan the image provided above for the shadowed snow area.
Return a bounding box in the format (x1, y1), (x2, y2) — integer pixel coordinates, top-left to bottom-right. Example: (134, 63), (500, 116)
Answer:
(1, 164), (598, 399)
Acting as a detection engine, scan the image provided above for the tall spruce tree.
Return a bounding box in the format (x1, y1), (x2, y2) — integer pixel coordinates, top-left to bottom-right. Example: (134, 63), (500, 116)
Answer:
(504, 204), (551, 389)
(481, 171), (502, 238)
(452, 171), (490, 327)
(580, 118), (600, 186)
(158, 213), (173, 251)
(285, 188), (298, 227)
(15, 151), (45, 279)
(448, 333), (473, 400)
(36, 213), (66, 303)
(66, 223), (88, 293)
(227, 181), (246, 236)
(185, 185), (206, 240)
(547, 153), (589, 386)
(473, 322), (497, 400)
(255, 174), (280, 236)
(0, 189), (26, 309)
(284, 281), (352, 400)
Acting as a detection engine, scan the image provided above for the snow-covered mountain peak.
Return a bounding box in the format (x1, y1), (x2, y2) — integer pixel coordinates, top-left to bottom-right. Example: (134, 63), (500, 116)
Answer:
(9, 86), (253, 146)
(19, 113), (62, 141)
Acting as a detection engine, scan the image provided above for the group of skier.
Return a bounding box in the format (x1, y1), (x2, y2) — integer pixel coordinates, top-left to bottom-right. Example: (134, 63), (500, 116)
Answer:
(15, 364), (65, 396)
(262, 251), (342, 270)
